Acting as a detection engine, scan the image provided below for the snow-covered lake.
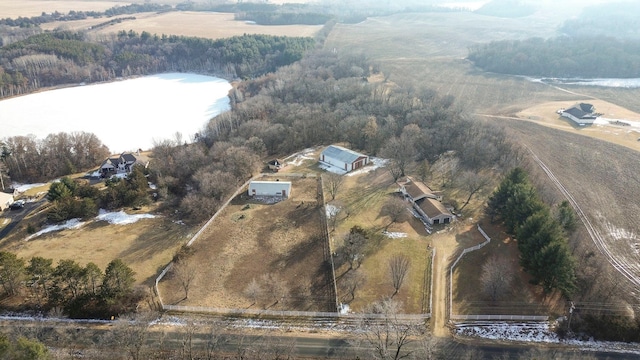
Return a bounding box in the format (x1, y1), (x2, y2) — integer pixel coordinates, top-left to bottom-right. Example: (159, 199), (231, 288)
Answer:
(0, 73), (232, 153)
(527, 77), (640, 88)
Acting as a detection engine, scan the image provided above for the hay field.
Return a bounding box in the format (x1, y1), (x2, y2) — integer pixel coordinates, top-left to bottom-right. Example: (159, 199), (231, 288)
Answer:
(0, 0), (125, 18)
(158, 175), (335, 312)
(41, 11), (322, 39)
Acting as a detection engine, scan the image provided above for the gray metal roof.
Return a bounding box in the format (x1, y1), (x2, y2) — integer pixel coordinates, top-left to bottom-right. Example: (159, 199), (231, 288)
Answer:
(321, 145), (366, 164)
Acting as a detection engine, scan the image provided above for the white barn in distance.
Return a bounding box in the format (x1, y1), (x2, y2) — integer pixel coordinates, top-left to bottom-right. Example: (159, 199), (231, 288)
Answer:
(248, 180), (292, 198)
(319, 145), (369, 173)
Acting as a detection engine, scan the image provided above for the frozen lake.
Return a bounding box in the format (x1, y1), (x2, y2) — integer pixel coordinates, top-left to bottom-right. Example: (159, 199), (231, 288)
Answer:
(0, 73), (232, 153)
(526, 77), (640, 88)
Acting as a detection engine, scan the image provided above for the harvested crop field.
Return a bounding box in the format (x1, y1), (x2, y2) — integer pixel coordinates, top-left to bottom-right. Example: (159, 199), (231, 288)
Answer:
(158, 174), (335, 312)
(0, 0), (123, 18)
(504, 118), (640, 293)
(42, 11), (322, 40)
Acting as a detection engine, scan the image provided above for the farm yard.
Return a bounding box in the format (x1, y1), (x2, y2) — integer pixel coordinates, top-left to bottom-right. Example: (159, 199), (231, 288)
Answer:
(158, 174), (336, 312)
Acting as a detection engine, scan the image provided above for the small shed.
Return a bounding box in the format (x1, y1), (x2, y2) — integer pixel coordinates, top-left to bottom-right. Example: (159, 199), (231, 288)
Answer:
(0, 192), (14, 211)
(268, 159), (285, 171)
(248, 180), (292, 198)
(319, 145), (369, 172)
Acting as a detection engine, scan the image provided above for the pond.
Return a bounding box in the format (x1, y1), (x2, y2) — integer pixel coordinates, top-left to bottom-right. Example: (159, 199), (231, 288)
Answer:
(0, 73), (232, 153)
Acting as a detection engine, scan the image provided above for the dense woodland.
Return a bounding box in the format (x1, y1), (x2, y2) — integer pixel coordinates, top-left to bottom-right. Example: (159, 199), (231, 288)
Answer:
(468, 36), (640, 78)
(559, 2), (640, 40)
(0, 30), (315, 98)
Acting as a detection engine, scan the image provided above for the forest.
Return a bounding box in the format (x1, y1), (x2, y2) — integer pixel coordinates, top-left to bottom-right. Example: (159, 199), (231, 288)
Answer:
(559, 2), (640, 40)
(0, 30), (315, 97)
(468, 36), (640, 78)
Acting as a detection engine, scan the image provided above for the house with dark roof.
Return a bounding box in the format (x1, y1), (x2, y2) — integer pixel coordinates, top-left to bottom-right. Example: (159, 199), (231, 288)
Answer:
(559, 103), (598, 125)
(398, 177), (452, 225)
(100, 152), (147, 177)
(319, 145), (369, 173)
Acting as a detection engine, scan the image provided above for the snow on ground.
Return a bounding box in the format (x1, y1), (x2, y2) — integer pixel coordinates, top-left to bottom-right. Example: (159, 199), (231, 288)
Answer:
(26, 219), (85, 241)
(0, 73), (231, 153)
(339, 303), (351, 315)
(595, 117), (640, 131)
(346, 157), (388, 177)
(325, 204), (340, 218)
(12, 183), (47, 193)
(455, 322), (640, 354)
(96, 209), (157, 225)
(382, 231), (408, 239)
(285, 148), (316, 167)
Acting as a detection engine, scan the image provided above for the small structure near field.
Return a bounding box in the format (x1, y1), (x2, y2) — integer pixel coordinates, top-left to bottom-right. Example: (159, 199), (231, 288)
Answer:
(319, 145), (369, 173)
(558, 103), (598, 125)
(267, 159), (285, 172)
(0, 192), (14, 211)
(248, 180), (292, 198)
(398, 177), (453, 225)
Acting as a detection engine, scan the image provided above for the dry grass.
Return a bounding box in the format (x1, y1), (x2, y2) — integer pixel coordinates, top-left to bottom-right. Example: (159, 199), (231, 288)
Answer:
(41, 11), (322, 39)
(452, 220), (564, 316)
(1, 203), (191, 286)
(158, 175), (334, 312)
(0, 0), (125, 18)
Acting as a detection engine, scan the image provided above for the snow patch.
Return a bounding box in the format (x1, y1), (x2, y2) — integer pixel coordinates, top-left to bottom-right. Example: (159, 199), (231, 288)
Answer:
(325, 204), (340, 218)
(148, 182), (157, 190)
(346, 157), (388, 177)
(382, 231), (408, 239)
(285, 148), (315, 167)
(12, 183), (47, 193)
(339, 303), (351, 314)
(26, 219), (85, 240)
(96, 209), (157, 225)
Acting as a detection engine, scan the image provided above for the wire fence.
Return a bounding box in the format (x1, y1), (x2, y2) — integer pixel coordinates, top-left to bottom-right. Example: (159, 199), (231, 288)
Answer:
(448, 225), (549, 322)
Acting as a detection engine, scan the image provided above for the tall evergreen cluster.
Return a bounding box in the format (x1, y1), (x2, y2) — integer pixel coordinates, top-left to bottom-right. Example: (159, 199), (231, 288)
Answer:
(488, 168), (577, 297)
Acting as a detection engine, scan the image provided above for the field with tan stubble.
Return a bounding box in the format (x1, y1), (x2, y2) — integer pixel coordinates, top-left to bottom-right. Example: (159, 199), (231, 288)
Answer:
(41, 11), (322, 39)
(0, 0), (126, 18)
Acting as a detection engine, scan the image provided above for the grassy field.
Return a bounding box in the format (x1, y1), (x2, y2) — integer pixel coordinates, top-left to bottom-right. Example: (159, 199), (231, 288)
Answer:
(0, 0), (125, 18)
(41, 11), (322, 39)
(158, 174), (334, 312)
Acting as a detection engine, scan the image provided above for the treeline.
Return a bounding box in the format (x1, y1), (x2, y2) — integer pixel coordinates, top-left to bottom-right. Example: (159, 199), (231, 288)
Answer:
(468, 36), (640, 78)
(0, 251), (140, 319)
(148, 50), (518, 224)
(0, 30), (315, 97)
(474, 0), (535, 18)
(46, 169), (150, 224)
(559, 2), (640, 40)
(235, 12), (333, 26)
(488, 168), (577, 296)
(0, 3), (172, 29)
(1, 132), (109, 183)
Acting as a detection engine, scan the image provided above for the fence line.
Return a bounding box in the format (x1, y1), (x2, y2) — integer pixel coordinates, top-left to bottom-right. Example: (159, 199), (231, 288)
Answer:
(318, 175), (339, 312)
(448, 225), (549, 323)
(429, 248), (436, 316)
(451, 314), (548, 321)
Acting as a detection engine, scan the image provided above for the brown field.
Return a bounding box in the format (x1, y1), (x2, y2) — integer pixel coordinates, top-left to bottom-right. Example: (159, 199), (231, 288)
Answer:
(158, 174), (335, 312)
(0, 0), (126, 18)
(1, 203), (191, 286)
(41, 11), (322, 39)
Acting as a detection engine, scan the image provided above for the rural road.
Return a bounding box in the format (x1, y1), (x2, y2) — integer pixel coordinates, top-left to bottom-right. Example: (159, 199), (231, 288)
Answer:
(0, 199), (43, 240)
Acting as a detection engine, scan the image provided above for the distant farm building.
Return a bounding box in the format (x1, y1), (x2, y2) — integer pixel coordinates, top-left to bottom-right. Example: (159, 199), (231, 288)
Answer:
(248, 180), (292, 198)
(558, 103), (598, 125)
(319, 145), (369, 173)
(267, 159), (285, 172)
(398, 177), (453, 225)
(0, 192), (14, 211)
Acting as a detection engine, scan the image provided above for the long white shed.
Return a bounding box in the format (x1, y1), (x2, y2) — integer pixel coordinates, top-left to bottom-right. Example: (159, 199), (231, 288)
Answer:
(248, 180), (292, 198)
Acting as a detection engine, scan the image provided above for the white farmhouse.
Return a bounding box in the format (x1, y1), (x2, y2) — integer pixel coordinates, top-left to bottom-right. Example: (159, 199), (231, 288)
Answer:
(319, 145), (369, 173)
(248, 180), (292, 198)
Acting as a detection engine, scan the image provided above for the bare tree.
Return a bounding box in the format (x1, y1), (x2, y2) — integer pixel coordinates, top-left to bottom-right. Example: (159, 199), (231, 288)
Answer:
(110, 312), (158, 360)
(324, 172), (345, 201)
(456, 171), (492, 212)
(340, 269), (366, 303)
(260, 273), (289, 308)
(173, 259), (198, 300)
(389, 254), (411, 297)
(381, 136), (415, 182)
(244, 277), (262, 306)
(356, 298), (419, 360)
(431, 154), (459, 188)
(381, 197), (409, 231)
(480, 255), (513, 302)
(326, 202), (341, 231)
(342, 230), (367, 271)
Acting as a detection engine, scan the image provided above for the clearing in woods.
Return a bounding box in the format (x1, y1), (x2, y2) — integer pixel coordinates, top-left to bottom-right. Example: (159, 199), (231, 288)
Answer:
(158, 174), (335, 312)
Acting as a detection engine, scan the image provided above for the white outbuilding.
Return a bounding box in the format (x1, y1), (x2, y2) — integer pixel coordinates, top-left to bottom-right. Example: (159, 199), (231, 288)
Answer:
(319, 145), (369, 173)
(248, 180), (292, 198)
(0, 192), (14, 211)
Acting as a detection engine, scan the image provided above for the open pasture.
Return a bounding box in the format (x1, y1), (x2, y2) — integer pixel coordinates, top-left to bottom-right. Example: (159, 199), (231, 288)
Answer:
(158, 175), (335, 312)
(42, 11), (322, 40)
(0, 0), (125, 18)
